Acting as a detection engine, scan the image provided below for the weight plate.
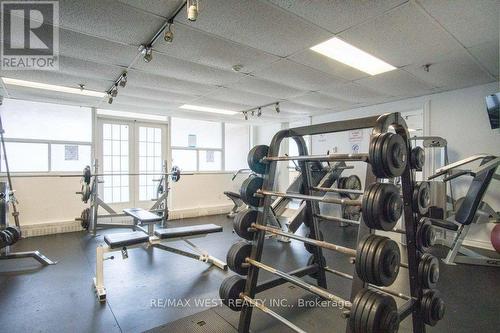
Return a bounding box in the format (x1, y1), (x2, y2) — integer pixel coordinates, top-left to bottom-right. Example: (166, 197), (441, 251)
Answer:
(233, 209), (257, 241)
(80, 208), (90, 230)
(418, 253), (439, 289)
(421, 289), (445, 326)
(362, 183), (381, 229)
(416, 218), (435, 252)
(356, 234), (378, 283)
(343, 205), (361, 221)
(247, 145), (269, 174)
(0, 232), (7, 249)
(170, 166), (181, 182)
(381, 133), (407, 178)
(364, 183), (402, 231)
(413, 182), (431, 215)
(219, 275), (247, 311)
(369, 133), (386, 178)
(227, 241), (252, 276)
(3, 229), (14, 245)
(367, 290), (399, 333)
(373, 238), (400, 287)
(338, 175), (362, 200)
(365, 235), (386, 286)
(304, 230), (324, 254)
(6, 226), (20, 242)
(410, 146), (425, 171)
(350, 288), (370, 333)
(240, 176), (264, 207)
(82, 166), (92, 185)
(81, 183), (91, 203)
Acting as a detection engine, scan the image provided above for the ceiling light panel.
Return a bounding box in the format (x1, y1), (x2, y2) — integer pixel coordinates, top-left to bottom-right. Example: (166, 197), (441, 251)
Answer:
(179, 104), (238, 115)
(1, 77), (106, 97)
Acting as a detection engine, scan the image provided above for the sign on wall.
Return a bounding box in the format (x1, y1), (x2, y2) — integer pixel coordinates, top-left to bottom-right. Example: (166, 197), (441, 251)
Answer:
(348, 129), (363, 142)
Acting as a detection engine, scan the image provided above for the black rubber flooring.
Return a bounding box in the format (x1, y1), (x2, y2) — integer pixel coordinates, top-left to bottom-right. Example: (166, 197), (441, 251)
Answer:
(1, 215), (499, 333)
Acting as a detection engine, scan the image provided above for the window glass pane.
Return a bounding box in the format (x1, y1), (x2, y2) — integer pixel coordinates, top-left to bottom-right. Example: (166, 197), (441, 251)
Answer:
(172, 149), (196, 171)
(225, 123), (250, 171)
(199, 150), (222, 171)
(1, 142), (48, 172)
(1, 98), (91, 142)
(138, 126), (163, 201)
(171, 118), (222, 148)
(51, 144), (91, 171)
(102, 123), (129, 203)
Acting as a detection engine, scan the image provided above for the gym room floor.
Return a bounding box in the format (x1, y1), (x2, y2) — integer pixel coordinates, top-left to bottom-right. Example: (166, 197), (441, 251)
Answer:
(1, 215), (499, 333)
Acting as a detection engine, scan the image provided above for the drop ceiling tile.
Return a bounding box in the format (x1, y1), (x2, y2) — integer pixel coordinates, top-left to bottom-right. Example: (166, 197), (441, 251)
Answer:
(117, 0), (183, 17)
(279, 101), (331, 115)
(288, 50), (370, 81)
(404, 53), (495, 91)
(253, 59), (346, 91)
(267, 0), (406, 33)
(110, 94), (183, 110)
(204, 87), (277, 107)
(467, 39), (499, 78)
(58, 0), (165, 44)
(59, 29), (138, 67)
(417, 0), (499, 48)
(6, 86), (102, 107)
(154, 24), (279, 73)
(133, 52), (244, 85)
(118, 85), (199, 104)
(227, 76), (304, 99)
(339, 2), (465, 67)
(58, 56), (124, 82)
(126, 69), (217, 96)
(290, 92), (356, 110)
(355, 69), (435, 98)
(320, 82), (391, 104)
(181, 0), (331, 57)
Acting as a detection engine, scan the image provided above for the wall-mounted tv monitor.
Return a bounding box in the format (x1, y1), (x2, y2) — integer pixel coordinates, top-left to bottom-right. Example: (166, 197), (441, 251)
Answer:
(485, 92), (499, 130)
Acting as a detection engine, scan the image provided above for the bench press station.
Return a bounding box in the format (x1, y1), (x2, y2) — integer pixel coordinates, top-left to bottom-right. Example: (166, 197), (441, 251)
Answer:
(93, 207), (227, 302)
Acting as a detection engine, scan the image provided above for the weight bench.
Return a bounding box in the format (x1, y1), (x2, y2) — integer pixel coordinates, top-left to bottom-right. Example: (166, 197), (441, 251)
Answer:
(93, 208), (227, 302)
(429, 155), (499, 267)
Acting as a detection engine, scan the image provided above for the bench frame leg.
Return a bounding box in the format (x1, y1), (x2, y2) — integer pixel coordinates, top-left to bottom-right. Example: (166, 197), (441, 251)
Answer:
(153, 239), (227, 270)
(94, 245), (109, 302)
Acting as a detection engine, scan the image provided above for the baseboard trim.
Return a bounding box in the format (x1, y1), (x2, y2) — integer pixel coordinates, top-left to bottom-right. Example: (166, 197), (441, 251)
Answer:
(19, 204), (233, 237)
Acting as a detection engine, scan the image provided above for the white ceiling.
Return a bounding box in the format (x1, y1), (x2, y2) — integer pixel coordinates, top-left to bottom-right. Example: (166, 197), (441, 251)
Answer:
(0, 0), (498, 123)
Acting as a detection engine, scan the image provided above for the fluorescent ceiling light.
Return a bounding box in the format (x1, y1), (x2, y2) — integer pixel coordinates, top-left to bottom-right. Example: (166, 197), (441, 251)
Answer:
(310, 37), (396, 75)
(180, 104), (238, 115)
(97, 109), (167, 121)
(1, 77), (107, 98)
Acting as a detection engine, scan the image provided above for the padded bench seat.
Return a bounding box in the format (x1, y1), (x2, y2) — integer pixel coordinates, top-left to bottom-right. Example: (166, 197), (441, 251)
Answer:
(104, 232), (149, 248)
(123, 208), (163, 224)
(155, 224), (222, 239)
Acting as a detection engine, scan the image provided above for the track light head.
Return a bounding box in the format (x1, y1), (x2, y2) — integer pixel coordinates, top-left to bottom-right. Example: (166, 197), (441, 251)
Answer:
(108, 97), (113, 104)
(119, 73), (127, 87)
(275, 102), (280, 113)
(187, 0), (199, 21)
(164, 24), (174, 43)
(143, 46), (153, 63)
(257, 107), (262, 117)
(110, 85), (118, 97)
(251, 110), (255, 116)
(244, 112), (248, 121)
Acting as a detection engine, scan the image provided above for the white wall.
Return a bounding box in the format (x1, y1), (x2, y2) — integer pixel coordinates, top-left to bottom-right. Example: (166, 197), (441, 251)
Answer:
(311, 82), (499, 249)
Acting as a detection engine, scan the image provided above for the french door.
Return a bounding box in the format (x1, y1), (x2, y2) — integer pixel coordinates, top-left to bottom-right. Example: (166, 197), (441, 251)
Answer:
(96, 118), (168, 209)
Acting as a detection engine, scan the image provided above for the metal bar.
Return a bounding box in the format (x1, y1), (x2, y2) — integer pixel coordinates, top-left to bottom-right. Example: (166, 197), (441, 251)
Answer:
(263, 153), (369, 163)
(312, 187), (364, 196)
(257, 189), (361, 206)
(246, 258), (350, 309)
(2, 172), (194, 178)
(315, 214), (360, 226)
(286, 115), (380, 137)
(398, 299), (416, 321)
(323, 266), (411, 301)
(429, 154), (492, 179)
(255, 265), (318, 293)
(239, 294), (307, 333)
(251, 223), (356, 256)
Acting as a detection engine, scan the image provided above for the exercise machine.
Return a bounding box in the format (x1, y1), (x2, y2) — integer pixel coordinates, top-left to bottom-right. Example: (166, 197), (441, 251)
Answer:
(428, 154), (500, 266)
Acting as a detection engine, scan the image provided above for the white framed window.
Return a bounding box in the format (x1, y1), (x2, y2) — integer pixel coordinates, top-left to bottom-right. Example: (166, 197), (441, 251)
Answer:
(138, 126), (163, 201)
(224, 123), (250, 171)
(0, 98), (91, 173)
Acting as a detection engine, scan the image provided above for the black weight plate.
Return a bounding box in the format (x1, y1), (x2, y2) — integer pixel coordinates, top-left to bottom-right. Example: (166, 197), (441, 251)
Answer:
(83, 166), (92, 184)
(374, 183), (402, 231)
(359, 288), (380, 333)
(170, 166), (181, 182)
(381, 133), (407, 178)
(413, 182), (430, 215)
(304, 230), (324, 254)
(2, 230), (13, 246)
(356, 234), (378, 283)
(6, 226), (20, 242)
(233, 209), (257, 241)
(410, 146), (425, 171)
(365, 235), (387, 286)
(367, 291), (399, 333)
(0, 231), (9, 248)
(219, 275), (247, 311)
(81, 208), (90, 230)
(373, 238), (400, 287)
(369, 133), (389, 178)
(349, 288), (369, 333)
(417, 218), (435, 252)
(421, 289), (445, 326)
(240, 176), (264, 207)
(339, 175), (362, 200)
(247, 145), (269, 174)
(419, 253), (439, 289)
(362, 183), (380, 229)
(227, 241), (252, 276)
